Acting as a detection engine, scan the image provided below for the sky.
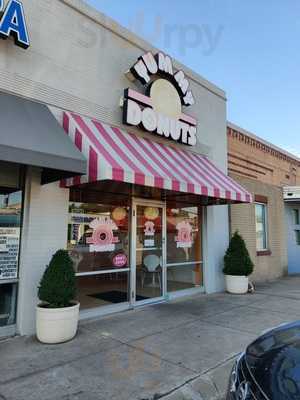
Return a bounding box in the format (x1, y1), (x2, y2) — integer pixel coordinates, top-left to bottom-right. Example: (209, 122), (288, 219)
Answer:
(86, 0), (300, 157)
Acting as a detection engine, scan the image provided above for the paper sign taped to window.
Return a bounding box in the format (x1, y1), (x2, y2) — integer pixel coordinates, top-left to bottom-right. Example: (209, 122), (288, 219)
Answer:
(0, 228), (20, 280)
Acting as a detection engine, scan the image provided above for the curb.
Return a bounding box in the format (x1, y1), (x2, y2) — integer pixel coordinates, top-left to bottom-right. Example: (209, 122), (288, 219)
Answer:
(160, 358), (235, 400)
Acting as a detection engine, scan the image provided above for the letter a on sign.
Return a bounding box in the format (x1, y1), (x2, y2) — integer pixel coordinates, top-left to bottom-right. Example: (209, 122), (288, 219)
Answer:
(0, 0), (30, 49)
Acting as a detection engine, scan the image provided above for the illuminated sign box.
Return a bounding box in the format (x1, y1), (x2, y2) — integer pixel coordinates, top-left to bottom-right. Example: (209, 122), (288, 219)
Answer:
(123, 52), (197, 146)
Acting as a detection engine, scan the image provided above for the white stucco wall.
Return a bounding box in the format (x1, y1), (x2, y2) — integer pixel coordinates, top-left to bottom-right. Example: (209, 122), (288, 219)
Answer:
(17, 168), (69, 335)
(0, 0), (229, 333)
(285, 203), (300, 274)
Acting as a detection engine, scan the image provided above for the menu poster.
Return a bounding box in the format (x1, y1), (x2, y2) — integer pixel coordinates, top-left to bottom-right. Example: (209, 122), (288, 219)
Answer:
(0, 228), (20, 280)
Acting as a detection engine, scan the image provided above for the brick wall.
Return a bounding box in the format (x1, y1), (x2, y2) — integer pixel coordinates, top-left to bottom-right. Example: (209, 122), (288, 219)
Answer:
(228, 124), (300, 186)
(229, 173), (288, 282)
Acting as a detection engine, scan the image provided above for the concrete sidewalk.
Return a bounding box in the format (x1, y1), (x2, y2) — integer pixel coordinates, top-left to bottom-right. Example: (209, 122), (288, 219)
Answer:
(1, 276), (300, 400)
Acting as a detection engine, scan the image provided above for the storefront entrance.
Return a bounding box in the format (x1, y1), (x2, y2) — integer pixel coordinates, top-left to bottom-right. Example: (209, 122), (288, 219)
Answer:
(68, 187), (204, 319)
(131, 200), (166, 305)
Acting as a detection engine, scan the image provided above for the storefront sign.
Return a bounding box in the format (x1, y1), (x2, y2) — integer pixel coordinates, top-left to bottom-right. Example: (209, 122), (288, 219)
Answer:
(113, 253), (127, 268)
(87, 217), (120, 252)
(0, 227), (20, 279)
(0, 0), (30, 49)
(123, 52), (197, 146)
(175, 221), (193, 248)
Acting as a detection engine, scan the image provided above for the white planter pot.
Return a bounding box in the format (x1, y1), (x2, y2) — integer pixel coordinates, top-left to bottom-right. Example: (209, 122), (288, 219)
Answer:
(225, 275), (249, 294)
(36, 301), (80, 344)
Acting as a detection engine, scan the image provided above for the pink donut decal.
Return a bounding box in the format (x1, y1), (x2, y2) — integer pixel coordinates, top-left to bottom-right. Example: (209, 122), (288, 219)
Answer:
(87, 217), (120, 252)
(175, 221), (193, 248)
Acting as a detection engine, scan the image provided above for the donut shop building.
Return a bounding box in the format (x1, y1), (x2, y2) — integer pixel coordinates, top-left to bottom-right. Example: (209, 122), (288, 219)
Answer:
(0, 0), (251, 337)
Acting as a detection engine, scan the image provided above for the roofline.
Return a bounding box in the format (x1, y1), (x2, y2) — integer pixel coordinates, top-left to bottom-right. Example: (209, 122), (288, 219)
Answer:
(227, 121), (300, 164)
(60, 0), (226, 101)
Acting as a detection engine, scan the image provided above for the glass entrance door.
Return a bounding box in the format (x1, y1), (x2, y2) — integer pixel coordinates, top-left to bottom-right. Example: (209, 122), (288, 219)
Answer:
(132, 201), (165, 304)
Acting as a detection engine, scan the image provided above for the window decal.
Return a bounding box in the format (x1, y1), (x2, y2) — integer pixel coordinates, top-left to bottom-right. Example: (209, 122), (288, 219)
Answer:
(175, 221), (193, 249)
(87, 217), (120, 252)
(144, 221), (155, 237)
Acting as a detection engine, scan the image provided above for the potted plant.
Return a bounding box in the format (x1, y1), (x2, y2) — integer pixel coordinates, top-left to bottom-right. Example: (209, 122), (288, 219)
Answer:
(36, 250), (79, 344)
(223, 231), (254, 294)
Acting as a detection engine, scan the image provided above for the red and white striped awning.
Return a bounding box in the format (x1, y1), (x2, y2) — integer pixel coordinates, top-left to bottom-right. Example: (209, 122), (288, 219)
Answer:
(61, 112), (252, 203)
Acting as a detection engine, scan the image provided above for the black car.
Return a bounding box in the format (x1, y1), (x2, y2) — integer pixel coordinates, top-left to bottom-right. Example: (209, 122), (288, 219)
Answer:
(226, 321), (300, 399)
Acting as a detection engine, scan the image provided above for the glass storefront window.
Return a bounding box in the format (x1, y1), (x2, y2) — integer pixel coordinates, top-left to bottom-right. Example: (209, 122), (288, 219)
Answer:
(68, 202), (130, 273)
(167, 264), (202, 292)
(166, 206), (201, 264)
(0, 163), (23, 332)
(76, 273), (129, 310)
(68, 190), (130, 310)
(0, 192), (22, 281)
(166, 205), (203, 292)
(0, 283), (17, 327)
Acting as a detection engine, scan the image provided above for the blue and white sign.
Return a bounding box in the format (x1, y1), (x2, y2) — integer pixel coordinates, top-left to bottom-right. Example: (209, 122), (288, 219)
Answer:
(0, 0), (29, 49)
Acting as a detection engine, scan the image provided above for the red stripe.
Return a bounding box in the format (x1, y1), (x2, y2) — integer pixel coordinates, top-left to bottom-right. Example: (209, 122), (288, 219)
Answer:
(214, 188), (220, 198)
(73, 129), (83, 186)
(202, 187), (208, 196)
(226, 190), (231, 200)
(63, 112), (69, 134)
(89, 147), (98, 183)
(187, 183), (195, 193)
(172, 180), (180, 191)
(75, 129), (82, 150)
(154, 177), (164, 188)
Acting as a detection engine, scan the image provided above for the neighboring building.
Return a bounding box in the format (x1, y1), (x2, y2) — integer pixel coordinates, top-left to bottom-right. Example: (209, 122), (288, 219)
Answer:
(283, 187), (300, 274)
(228, 122), (300, 282)
(0, 0), (251, 338)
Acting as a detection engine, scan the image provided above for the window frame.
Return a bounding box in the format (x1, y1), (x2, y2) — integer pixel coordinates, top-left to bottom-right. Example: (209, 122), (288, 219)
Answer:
(255, 202), (269, 252)
(293, 209), (300, 226)
(295, 229), (300, 246)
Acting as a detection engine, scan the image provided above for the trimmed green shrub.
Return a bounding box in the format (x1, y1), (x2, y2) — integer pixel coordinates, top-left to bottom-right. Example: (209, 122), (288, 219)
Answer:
(38, 250), (76, 308)
(223, 231), (254, 276)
